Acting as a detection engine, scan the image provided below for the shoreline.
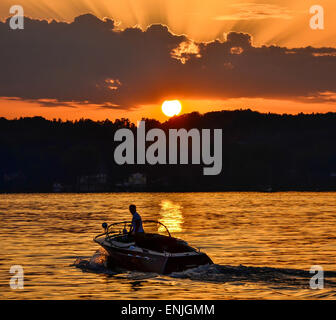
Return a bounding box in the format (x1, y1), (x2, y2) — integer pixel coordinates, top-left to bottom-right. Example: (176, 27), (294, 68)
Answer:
(1, 188), (336, 194)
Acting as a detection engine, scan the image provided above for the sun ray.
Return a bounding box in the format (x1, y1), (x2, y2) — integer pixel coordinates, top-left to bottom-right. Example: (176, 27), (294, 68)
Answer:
(1, 0), (335, 46)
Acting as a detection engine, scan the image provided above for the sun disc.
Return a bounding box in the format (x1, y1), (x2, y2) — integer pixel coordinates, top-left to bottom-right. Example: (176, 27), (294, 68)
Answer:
(162, 100), (182, 117)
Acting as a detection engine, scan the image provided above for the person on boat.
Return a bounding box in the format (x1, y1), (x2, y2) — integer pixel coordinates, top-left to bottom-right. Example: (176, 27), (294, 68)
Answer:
(129, 204), (144, 234)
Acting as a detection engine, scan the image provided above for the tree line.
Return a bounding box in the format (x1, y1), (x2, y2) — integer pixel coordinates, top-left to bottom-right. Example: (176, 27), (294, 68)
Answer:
(1, 109), (336, 192)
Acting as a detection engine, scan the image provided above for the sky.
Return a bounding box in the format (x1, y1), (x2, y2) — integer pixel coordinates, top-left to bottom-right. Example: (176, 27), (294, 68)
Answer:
(0, 0), (335, 122)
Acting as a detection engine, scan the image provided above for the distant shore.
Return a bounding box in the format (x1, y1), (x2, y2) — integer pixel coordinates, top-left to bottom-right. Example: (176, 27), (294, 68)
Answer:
(1, 187), (336, 194)
(1, 110), (336, 194)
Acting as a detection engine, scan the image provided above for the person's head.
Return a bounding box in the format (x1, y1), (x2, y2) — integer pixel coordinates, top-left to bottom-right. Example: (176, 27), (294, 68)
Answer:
(129, 204), (136, 215)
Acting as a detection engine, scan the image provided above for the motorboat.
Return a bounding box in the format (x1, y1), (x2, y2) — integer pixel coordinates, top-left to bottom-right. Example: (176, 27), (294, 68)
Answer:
(94, 220), (213, 274)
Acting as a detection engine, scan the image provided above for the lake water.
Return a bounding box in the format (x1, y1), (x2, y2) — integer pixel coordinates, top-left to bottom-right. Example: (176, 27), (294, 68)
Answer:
(1, 192), (336, 300)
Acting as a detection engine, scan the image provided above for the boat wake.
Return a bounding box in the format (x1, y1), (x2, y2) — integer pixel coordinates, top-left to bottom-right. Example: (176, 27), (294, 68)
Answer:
(170, 264), (336, 288)
(72, 248), (120, 275)
(72, 248), (158, 280)
(72, 249), (336, 288)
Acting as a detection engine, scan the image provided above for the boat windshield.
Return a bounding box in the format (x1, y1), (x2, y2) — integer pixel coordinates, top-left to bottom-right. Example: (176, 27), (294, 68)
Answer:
(95, 220), (172, 241)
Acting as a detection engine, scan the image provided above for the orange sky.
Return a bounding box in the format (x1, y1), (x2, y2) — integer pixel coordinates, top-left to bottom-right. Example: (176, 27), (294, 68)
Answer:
(0, 0), (335, 122)
(1, 97), (334, 123)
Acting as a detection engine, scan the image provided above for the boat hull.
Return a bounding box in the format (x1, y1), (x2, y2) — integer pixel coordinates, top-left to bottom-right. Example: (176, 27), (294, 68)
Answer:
(98, 241), (213, 274)
(163, 252), (213, 274)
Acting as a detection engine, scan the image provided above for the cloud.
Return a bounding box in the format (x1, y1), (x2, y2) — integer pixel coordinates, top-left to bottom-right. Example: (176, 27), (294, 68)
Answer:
(0, 13), (336, 109)
(300, 91), (336, 104)
(214, 3), (294, 21)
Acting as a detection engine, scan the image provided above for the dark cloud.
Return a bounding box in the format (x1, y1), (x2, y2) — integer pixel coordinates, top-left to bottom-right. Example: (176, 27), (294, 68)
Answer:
(0, 14), (336, 109)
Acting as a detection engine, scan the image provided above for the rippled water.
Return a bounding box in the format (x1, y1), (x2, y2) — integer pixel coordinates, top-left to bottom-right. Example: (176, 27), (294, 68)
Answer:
(1, 192), (336, 299)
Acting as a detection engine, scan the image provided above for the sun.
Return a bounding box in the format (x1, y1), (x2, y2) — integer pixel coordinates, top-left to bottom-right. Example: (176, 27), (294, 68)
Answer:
(162, 100), (182, 117)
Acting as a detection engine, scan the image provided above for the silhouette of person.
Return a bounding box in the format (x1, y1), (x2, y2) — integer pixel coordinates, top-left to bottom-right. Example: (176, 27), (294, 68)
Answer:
(129, 204), (144, 234)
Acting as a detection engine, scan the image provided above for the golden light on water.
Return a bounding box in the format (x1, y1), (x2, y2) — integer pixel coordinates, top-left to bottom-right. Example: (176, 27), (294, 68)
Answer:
(158, 200), (184, 233)
(2, 192), (336, 299)
(161, 100), (182, 117)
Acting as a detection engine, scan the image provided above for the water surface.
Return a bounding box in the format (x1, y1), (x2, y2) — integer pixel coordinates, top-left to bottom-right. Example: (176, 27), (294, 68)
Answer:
(1, 192), (336, 299)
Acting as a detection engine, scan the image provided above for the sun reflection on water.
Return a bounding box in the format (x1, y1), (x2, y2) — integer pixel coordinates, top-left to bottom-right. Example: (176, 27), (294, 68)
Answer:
(158, 200), (184, 234)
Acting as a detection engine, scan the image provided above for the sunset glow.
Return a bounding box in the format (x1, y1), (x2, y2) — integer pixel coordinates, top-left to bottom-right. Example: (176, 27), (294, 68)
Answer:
(1, 0), (336, 302)
(0, 1), (335, 120)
